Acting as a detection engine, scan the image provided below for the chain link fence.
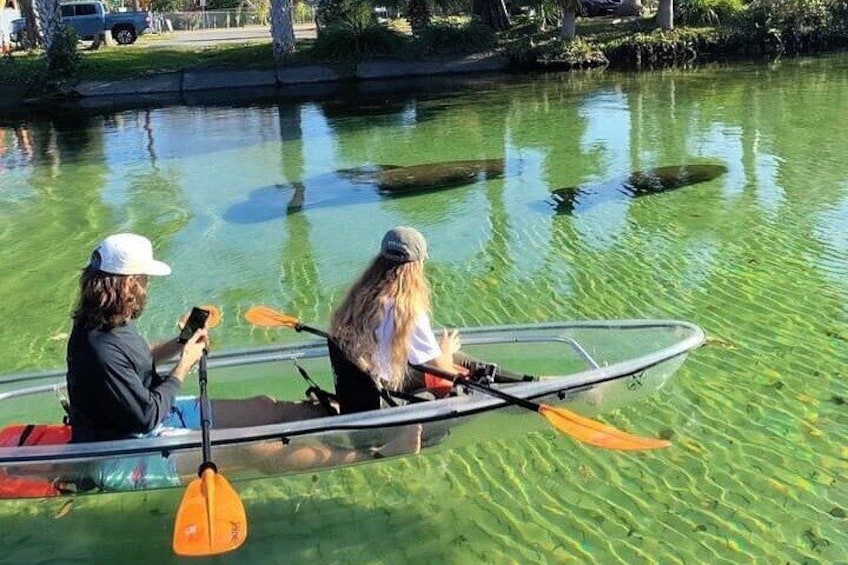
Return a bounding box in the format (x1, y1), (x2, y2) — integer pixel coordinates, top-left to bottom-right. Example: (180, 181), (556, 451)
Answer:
(151, 6), (316, 31)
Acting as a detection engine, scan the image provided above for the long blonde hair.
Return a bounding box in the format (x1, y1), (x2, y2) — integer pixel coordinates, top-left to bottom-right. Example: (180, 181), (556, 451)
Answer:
(330, 256), (430, 389)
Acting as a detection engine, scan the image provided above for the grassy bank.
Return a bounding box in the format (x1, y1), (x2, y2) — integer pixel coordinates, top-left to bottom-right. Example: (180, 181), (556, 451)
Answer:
(2, 13), (848, 97)
(0, 39), (315, 87)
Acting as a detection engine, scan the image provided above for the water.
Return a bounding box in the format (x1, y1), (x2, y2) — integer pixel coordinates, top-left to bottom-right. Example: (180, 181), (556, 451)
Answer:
(0, 56), (847, 563)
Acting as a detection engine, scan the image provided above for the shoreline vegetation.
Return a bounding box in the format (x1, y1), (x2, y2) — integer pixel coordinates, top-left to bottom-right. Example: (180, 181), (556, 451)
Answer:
(2, 0), (848, 105)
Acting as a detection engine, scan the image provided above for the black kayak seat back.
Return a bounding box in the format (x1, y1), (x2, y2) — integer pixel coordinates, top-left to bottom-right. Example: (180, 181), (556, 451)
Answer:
(327, 338), (382, 415)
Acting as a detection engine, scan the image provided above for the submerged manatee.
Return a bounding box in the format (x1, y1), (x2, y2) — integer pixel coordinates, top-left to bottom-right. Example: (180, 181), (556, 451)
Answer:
(225, 158), (510, 224)
(371, 158), (506, 194)
(550, 164), (728, 214)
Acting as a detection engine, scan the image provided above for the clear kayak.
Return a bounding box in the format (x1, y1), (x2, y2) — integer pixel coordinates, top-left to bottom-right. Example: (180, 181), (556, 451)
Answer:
(0, 320), (704, 499)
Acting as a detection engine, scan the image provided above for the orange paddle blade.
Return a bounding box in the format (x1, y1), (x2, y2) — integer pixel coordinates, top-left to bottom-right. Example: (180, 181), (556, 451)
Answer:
(244, 306), (300, 329)
(539, 405), (671, 451)
(173, 468), (247, 557)
(178, 305), (222, 330)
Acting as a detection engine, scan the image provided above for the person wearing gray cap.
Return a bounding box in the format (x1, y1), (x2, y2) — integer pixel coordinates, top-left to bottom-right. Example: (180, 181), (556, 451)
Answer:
(329, 226), (462, 416)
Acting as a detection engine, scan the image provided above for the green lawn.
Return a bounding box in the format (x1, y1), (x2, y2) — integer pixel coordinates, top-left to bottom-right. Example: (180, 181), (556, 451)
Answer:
(0, 36), (318, 85)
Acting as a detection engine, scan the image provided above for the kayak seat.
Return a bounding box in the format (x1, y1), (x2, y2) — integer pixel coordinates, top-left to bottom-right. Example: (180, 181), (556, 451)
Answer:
(0, 424), (74, 499)
(327, 338), (436, 414)
(0, 423), (72, 447)
(328, 338), (383, 415)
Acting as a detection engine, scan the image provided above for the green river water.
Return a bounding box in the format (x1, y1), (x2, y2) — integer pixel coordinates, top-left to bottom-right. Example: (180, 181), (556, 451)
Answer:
(0, 55), (846, 563)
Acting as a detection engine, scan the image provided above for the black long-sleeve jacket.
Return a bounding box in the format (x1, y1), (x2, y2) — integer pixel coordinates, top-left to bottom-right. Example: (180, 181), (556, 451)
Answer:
(66, 322), (181, 442)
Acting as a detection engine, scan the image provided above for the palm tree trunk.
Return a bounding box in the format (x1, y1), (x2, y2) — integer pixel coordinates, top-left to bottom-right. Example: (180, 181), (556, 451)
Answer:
(406, 0), (432, 37)
(17, 0), (41, 48)
(560, 8), (576, 39)
(473, 0), (511, 31)
(34, 0), (60, 50)
(270, 0), (295, 59)
(656, 0), (673, 30)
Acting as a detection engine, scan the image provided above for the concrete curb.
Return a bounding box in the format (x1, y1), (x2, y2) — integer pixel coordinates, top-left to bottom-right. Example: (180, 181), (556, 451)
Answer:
(63, 52), (510, 99)
(356, 60), (447, 80)
(277, 65), (352, 85)
(73, 72), (184, 97)
(183, 69), (278, 91)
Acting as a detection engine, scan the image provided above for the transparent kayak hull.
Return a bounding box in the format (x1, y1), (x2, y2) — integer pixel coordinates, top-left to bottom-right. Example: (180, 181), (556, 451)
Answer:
(0, 320), (704, 498)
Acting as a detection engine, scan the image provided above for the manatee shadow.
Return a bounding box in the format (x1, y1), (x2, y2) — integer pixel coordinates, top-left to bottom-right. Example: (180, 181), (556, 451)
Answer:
(224, 158), (509, 224)
(548, 164), (729, 215)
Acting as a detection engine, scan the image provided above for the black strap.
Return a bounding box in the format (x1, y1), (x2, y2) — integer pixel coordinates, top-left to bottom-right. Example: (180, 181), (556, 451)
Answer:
(17, 424), (36, 447)
(292, 358), (339, 415)
(379, 388), (399, 408)
(380, 387), (430, 406)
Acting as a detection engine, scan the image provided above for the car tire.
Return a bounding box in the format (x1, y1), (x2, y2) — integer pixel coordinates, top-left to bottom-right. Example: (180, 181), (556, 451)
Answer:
(112, 26), (137, 45)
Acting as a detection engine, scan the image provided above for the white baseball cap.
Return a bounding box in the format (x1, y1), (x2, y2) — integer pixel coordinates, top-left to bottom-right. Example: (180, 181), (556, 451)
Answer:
(89, 233), (172, 276)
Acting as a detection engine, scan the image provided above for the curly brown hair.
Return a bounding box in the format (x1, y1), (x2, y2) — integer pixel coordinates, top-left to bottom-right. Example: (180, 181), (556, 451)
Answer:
(72, 265), (149, 330)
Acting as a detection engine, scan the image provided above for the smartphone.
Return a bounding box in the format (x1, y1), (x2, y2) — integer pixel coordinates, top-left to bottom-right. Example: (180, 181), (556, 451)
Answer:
(178, 307), (210, 343)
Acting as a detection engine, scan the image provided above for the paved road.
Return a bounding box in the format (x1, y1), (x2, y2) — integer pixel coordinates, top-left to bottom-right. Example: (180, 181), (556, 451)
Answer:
(143, 24), (316, 48)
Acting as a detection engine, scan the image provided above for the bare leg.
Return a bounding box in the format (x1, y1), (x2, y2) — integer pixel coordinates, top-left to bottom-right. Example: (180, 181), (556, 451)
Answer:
(372, 424), (422, 458)
(210, 396), (331, 428)
(170, 424), (422, 478)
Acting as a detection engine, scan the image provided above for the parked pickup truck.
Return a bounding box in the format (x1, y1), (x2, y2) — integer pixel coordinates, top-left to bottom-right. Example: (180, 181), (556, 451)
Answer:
(11, 1), (151, 45)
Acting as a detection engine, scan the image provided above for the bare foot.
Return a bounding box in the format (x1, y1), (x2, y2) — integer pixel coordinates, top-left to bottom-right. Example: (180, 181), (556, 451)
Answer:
(373, 424), (423, 458)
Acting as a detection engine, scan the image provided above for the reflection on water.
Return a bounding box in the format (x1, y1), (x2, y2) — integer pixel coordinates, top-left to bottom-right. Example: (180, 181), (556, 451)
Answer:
(1, 56), (848, 562)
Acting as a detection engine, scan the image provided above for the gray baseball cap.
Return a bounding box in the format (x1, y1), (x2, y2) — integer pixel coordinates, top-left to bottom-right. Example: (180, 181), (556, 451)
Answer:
(380, 226), (428, 263)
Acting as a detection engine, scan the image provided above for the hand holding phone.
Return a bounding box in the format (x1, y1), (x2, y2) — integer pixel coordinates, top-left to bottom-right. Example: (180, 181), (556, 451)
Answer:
(178, 306), (210, 344)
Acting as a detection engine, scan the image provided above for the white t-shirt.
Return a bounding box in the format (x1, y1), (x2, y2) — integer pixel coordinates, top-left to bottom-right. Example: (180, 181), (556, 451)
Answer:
(374, 303), (441, 385)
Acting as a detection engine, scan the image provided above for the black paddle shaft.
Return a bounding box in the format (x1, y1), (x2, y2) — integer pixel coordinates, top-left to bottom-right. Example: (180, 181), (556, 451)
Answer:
(412, 363), (541, 413)
(197, 351), (216, 474)
(295, 322), (328, 339)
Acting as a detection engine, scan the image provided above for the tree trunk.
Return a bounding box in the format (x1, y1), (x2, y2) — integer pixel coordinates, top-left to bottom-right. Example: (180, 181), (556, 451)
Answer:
(17, 0), (40, 48)
(656, 0), (673, 30)
(406, 0), (432, 38)
(473, 0), (511, 32)
(34, 0), (61, 50)
(270, 0), (295, 59)
(560, 8), (576, 39)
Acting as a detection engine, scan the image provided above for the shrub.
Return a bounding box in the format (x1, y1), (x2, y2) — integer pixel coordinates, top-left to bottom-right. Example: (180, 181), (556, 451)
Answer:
(413, 21), (498, 56)
(506, 36), (608, 69)
(149, 0), (182, 11)
(316, 0), (373, 31)
(732, 0), (840, 53)
(604, 29), (720, 68)
(534, 37), (608, 69)
(309, 23), (407, 61)
(45, 25), (81, 82)
(675, 0), (745, 26)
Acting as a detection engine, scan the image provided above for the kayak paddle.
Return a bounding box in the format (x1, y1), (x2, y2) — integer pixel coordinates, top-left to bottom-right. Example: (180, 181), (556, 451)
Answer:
(243, 306), (670, 451)
(172, 351), (248, 556)
(178, 304), (222, 331)
(412, 362), (670, 451)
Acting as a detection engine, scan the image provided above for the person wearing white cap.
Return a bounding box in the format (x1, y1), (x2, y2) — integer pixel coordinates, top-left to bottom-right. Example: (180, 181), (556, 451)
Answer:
(67, 233), (420, 489)
(65, 233), (345, 489)
(329, 226), (462, 420)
